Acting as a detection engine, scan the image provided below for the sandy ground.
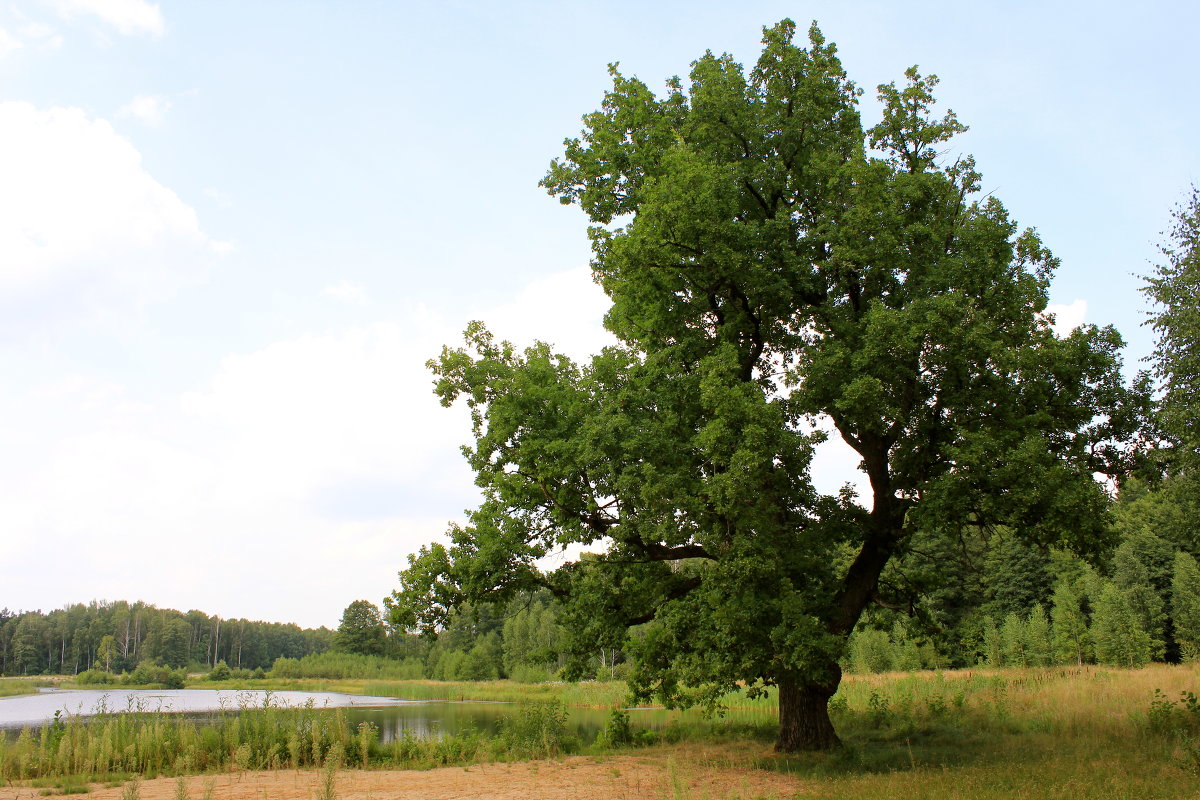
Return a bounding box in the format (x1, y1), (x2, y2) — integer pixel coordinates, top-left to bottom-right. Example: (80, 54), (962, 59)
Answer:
(0, 746), (807, 799)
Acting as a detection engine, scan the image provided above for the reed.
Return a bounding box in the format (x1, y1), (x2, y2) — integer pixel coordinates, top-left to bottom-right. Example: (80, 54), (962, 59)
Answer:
(3, 663), (1197, 797)
(0, 694), (358, 782)
(0, 677), (58, 698)
(359, 679), (627, 708)
(0, 694), (580, 782)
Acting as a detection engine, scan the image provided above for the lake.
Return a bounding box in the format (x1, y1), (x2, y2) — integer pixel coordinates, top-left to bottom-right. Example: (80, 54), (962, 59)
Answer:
(0, 688), (744, 743)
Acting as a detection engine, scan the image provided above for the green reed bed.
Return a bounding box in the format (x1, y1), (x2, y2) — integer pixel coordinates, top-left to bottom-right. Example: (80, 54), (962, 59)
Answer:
(359, 678), (628, 708)
(0, 678), (59, 698)
(0, 696), (358, 782)
(0, 694), (588, 784)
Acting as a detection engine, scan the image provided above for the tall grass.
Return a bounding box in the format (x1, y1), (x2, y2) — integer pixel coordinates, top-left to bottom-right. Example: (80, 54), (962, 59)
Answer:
(640, 664), (1200, 799)
(5, 664), (1199, 797)
(0, 694), (583, 783)
(0, 677), (59, 697)
(0, 694), (362, 781)
(360, 679), (626, 707)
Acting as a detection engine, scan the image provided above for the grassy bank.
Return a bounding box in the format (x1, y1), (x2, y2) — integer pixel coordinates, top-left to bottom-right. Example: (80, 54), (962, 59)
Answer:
(6, 665), (1200, 798)
(177, 676), (630, 708)
(0, 678), (59, 698)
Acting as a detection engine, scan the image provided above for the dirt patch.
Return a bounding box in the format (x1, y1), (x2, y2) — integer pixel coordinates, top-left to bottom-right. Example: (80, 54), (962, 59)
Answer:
(0, 744), (807, 799)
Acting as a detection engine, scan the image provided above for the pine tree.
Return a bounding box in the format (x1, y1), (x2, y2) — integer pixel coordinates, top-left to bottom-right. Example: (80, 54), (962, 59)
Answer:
(1050, 579), (1090, 665)
(1091, 583), (1152, 667)
(1172, 551), (1200, 661)
(1113, 542), (1167, 659)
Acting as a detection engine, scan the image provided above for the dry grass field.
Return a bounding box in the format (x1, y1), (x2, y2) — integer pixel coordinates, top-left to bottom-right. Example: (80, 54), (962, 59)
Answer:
(2, 664), (1198, 798)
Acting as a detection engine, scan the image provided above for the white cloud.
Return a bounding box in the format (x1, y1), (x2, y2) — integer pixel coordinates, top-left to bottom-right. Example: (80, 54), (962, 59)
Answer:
(474, 266), (614, 361)
(321, 281), (370, 305)
(0, 26), (23, 56)
(46, 0), (164, 36)
(1046, 299), (1087, 336)
(116, 93), (170, 126)
(0, 101), (215, 330)
(202, 187), (232, 208)
(0, 267), (623, 627)
(18, 20), (57, 40)
(14, 18), (62, 50)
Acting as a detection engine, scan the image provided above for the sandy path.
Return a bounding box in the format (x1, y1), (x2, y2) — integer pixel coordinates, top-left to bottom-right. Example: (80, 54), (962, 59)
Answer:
(0, 747), (807, 799)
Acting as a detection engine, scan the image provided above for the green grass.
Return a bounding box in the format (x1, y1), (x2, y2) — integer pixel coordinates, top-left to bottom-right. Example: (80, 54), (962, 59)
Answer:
(10, 665), (1200, 798)
(0, 677), (61, 697)
(0, 692), (586, 783)
(178, 675), (631, 708)
(655, 663), (1200, 799)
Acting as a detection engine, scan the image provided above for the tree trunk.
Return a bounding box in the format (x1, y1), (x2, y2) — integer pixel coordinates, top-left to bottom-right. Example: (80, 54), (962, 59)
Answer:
(775, 674), (841, 751)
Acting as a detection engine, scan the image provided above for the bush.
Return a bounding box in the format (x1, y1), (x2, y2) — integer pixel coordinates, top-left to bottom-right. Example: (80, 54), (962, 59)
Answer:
(208, 661), (232, 681)
(849, 629), (893, 673)
(594, 708), (634, 748)
(121, 661), (187, 688)
(161, 669), (186, 689)
(495, 703), (575, 759)
(74, 669), (117, 685)
(269, 652), (425, 681)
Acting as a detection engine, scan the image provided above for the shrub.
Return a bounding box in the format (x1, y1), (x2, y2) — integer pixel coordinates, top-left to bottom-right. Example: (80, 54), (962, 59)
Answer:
(123, 661), (186, 688)
(495, 703), (574, 759)
(269, 652), (425, 681)
(849, 628), (892, 673)
(594, 708), (634, 748)
(75, 669), (116, 686)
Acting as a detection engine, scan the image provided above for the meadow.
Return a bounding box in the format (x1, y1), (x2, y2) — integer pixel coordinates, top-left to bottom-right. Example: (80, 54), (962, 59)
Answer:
(0, 664), (1197, 798)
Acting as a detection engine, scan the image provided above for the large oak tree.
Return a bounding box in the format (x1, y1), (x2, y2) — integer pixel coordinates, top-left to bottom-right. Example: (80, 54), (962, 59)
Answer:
(391, 21), (1134, 750)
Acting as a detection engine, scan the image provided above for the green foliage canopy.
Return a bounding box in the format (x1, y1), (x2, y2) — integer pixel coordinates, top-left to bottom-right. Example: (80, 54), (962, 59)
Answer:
(392, 20), (1132, 750)
(334, 600), (387, 657)
(1145, 187), (1200, 460)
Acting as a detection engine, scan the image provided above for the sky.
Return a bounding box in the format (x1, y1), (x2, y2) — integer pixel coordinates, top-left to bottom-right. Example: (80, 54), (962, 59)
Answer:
(0, 0), (1196, 630)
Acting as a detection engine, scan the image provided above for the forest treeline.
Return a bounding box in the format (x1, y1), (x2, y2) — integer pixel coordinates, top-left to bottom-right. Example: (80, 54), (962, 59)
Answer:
(3, 479), (1194, 683)
(0, 600), (332, 677)
(323, 471), (1199, 681)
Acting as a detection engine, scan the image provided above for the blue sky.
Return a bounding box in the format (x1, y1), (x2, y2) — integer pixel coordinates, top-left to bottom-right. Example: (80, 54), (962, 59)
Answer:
(0, 0), (1196, 629)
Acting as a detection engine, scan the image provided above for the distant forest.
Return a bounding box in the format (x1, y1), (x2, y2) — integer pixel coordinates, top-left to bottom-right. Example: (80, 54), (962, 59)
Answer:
(0, 601), (332, 676)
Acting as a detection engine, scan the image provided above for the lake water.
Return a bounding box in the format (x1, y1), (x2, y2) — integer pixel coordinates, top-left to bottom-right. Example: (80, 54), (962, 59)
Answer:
(0, 688), (740, 743)
(0, 688), (415, 730)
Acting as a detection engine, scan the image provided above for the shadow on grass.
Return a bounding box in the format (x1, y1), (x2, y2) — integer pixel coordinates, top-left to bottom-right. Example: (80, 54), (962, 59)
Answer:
(755, 716), (1034, 778)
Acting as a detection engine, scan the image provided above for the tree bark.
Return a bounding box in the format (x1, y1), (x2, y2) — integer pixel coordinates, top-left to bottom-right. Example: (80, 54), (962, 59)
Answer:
(775, 673), (841, 751)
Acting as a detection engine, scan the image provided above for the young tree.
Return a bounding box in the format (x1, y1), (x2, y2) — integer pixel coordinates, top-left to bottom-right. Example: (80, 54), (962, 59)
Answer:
(1112, 541), (1167, 660)
(1145, 187), (1200, 463)
(1139, 188), (1200, 558)
(1025, 604), (1052, 667)
(981, 615), (1003, 667)
(1091, 583), (1152, 667)
(1000, 613), (1028, 668)
(334, 600), (387, 657)
(392, 21), (1132, 750)
(97, 634), (116, 673)
(1172, 551), (1200, 660)
(1050, 579), (1089, 665)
